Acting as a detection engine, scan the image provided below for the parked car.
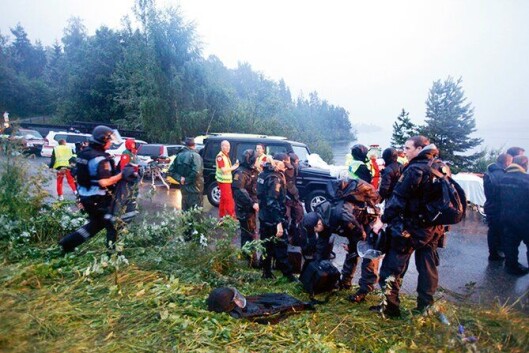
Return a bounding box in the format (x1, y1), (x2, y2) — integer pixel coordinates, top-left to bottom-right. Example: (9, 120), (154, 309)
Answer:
(10, 128), (47, 156)
(41, 131), (91, 157)
(107, 138), (148, 165)
(201, 133), (337, 211)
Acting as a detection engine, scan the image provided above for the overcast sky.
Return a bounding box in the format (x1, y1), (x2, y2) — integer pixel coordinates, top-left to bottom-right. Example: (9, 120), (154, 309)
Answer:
(2, 0), (528, 151)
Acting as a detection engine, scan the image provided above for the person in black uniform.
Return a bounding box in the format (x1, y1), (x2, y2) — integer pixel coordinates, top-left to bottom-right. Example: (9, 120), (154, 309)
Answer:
(372, 136), (446, 317)
(483, 153), (512, 261)
(257, 160), (297, 282)
(499, 155), (529, 276)
(232, 149), (259, 249)
(59, 126), (123, 253)
(379, 147), (404, 202)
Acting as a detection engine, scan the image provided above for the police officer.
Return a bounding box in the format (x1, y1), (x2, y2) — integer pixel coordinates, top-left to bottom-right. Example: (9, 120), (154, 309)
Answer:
(321, 177), (381, 302)
(59, 126), (122, 252)
(379, 147), (404, 202)
(346, 144), (372, 183)
(483, 153), (512, 261)
(232, 149), (259, 248)
(499, 155), (529, 276)
(169, 137), (204, 210)
(373, 135), (446, 317)
(257, 160), (297, 282)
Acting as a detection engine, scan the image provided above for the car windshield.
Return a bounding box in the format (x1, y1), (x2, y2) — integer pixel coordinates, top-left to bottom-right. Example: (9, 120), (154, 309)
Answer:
(292, 145), (310, 163)
(20, 130), (43, 139)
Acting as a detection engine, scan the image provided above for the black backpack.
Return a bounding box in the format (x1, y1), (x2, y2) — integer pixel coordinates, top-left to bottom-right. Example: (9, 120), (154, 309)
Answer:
(299, 260), (340, 296)
(422, 162), (467, 226)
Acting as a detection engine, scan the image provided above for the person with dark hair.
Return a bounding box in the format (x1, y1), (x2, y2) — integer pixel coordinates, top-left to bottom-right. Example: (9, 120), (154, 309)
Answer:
(169, 137), (204, 210)
(506, 147), (525, 158)
(257, 160), (297, 282)
(379, 147), (404, 202)
(347, 144), (372, 183)
(274, 153), (304, 249)
(49, 139), (77, 201)
(232, 149), (259, 251)
(372, 135), (447, 317)
(59, 126), (122, 252)
(483, 153), (513, 261)
(499, 155), (529, 276)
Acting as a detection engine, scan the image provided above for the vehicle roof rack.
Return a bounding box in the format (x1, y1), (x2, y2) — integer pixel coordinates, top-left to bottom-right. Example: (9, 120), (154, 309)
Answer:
(208, 132), (288, 140)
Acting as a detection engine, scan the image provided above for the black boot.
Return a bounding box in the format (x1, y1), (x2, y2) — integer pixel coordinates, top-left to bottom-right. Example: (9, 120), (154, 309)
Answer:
(505, 263), (529, 276)
(369, 304), (401, 318)
(348, 290), (368, 304)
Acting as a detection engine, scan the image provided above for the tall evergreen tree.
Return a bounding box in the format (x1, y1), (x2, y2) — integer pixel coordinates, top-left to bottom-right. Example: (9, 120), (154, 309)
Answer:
(391, 109), (416, 147)
(421, 76), (483, 171)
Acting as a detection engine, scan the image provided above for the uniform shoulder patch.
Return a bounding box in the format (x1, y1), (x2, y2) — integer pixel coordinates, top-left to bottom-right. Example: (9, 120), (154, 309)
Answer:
(217, 156), (223, 161)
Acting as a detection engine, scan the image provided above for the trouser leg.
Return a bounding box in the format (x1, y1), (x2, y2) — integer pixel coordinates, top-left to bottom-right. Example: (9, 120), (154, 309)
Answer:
(182, 191), (203, 211)
(65, 169), (77, 193)
(59, 211), (105, 252)
(341, 236), (360, 286)
(487, 219), (503, 256)
(379, 247), (413, 309)
(504, 226), (522, 268)
(415, 245), (439, 308)
(358, 257), (380, 293)
(239, 216), (256, 248)
(56, 170), (64, 196)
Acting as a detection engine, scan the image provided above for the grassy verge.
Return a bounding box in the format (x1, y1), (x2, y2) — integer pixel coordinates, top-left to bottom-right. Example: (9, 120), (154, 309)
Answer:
(1, 148), (528, 352)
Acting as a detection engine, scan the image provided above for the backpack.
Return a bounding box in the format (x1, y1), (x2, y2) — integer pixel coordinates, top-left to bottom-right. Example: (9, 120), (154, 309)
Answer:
(299, 260), (340, 296)
(422, 161), (467, 226)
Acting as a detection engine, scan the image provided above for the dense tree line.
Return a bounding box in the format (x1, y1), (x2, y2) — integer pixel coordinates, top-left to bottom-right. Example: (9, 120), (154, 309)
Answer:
(0, 1), (353, 161)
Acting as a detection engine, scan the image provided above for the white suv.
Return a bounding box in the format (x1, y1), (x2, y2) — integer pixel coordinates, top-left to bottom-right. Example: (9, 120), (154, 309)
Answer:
(41, 131), (91, 158)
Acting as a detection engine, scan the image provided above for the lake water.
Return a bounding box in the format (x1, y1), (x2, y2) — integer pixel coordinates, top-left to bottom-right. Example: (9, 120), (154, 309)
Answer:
(331, 126), (529, 166)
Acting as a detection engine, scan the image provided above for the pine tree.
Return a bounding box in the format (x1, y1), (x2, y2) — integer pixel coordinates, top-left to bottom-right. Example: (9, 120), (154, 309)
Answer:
(422, 76), (483, 171)
(391, 108), (416, 147)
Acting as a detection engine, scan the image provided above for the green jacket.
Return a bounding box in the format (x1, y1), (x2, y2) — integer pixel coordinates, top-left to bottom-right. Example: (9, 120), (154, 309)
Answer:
(169, 147), (204, 194)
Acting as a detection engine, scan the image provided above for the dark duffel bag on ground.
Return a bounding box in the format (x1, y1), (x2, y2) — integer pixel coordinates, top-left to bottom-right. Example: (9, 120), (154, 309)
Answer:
(300, 260), (340, 296)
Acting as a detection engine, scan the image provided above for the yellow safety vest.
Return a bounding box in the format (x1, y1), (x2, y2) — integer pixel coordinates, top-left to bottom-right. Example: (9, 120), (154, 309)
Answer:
(348, 160), (364, 180)
(215, 151), (233, 183)
(53, 145), (74, 169)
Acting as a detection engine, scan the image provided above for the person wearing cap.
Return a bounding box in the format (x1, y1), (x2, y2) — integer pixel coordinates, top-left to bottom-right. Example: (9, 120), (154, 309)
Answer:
(59, 125), (122, 253)
(169, 137), (204, 211)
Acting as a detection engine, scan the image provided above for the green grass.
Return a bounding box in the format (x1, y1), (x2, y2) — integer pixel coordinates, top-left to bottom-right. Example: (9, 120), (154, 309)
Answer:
(1, 233), (528, 353)
(1, 149), (528, 352)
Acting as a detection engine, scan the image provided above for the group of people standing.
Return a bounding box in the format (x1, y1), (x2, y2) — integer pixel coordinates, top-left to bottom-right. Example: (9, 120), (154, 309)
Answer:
(57, 126), (528, 318)
(484, 146), (529, 275)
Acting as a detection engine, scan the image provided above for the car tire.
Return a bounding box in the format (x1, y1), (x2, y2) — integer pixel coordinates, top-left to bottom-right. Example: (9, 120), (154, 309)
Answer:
(206, 182), (221, 207)
(305, 190), (328, 212)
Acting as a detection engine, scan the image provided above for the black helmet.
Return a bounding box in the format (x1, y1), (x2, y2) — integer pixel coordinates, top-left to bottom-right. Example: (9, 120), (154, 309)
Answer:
(90, 125), (114, 145)
(242, 149), (257, 167)
(207, 287), (236, 313)
(351, 144), (368, 162)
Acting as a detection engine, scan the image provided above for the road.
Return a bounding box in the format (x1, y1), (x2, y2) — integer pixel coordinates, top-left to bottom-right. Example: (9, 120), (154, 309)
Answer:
(22, 156), (529, 313)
